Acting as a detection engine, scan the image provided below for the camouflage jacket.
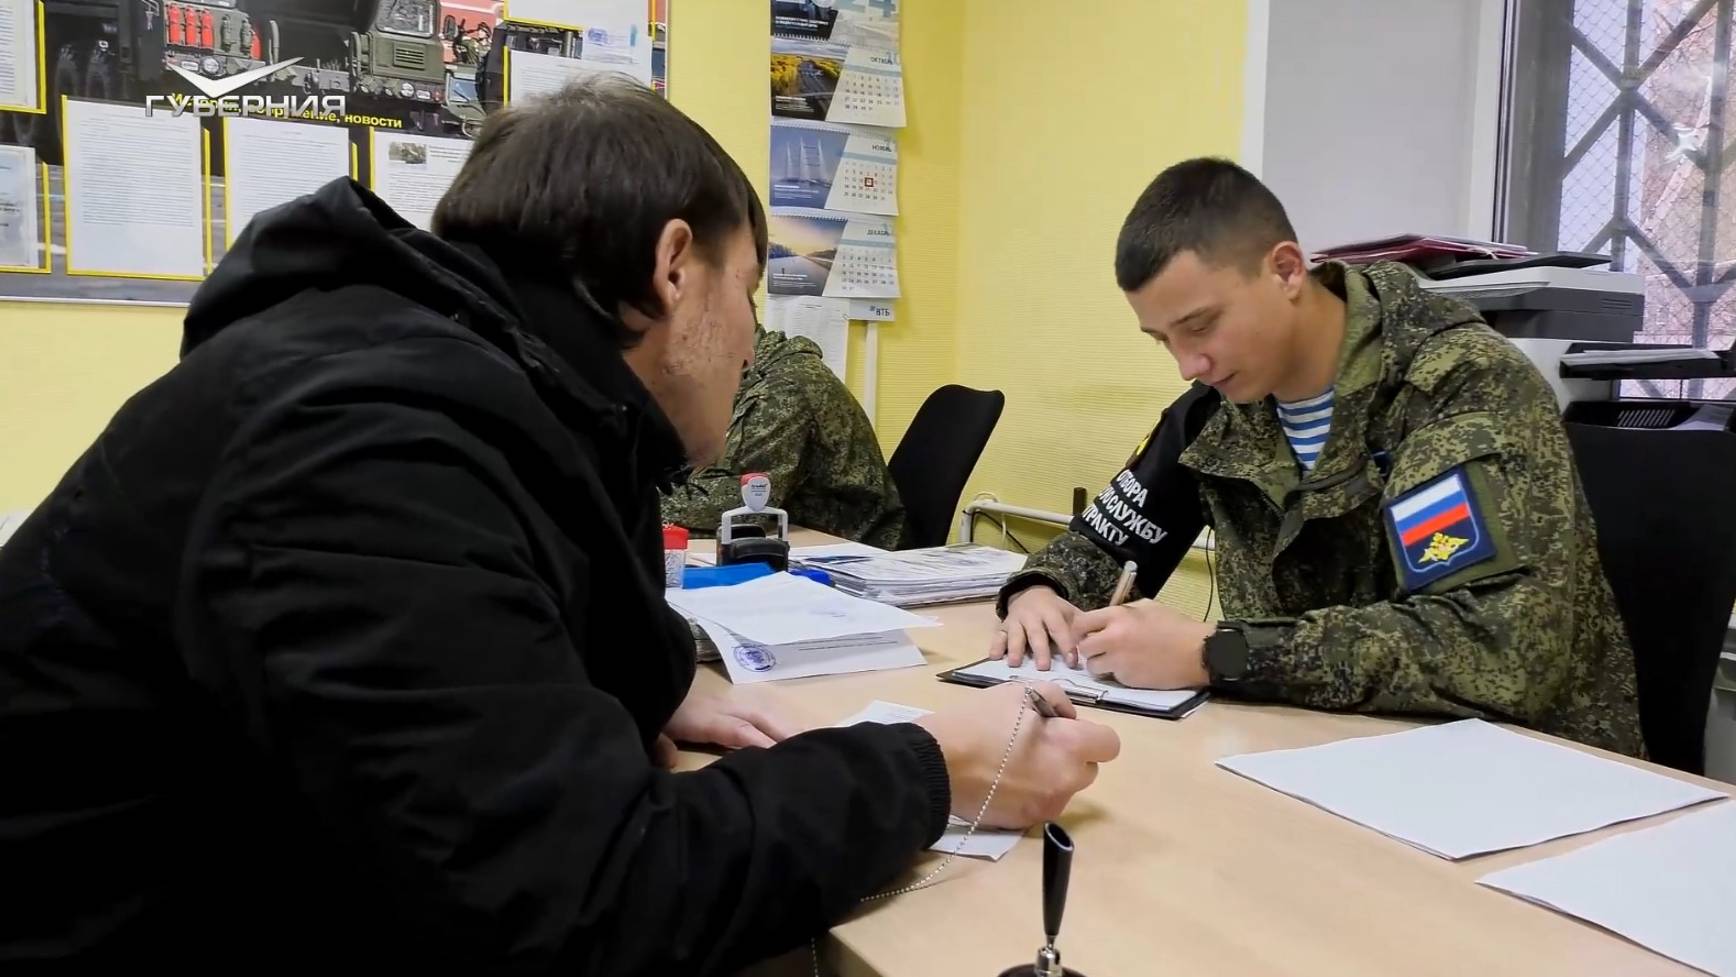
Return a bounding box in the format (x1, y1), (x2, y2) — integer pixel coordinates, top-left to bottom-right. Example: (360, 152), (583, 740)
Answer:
(1007, 262), (1644, 756)
(661, 328), (907, 550)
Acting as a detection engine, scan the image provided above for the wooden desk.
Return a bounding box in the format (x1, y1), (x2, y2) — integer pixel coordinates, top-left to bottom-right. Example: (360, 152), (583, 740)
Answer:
(683, 535), (1730, 977)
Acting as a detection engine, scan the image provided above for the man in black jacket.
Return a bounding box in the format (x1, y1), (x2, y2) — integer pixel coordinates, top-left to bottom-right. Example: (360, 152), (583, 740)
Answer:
(0, 79), (1119, 973)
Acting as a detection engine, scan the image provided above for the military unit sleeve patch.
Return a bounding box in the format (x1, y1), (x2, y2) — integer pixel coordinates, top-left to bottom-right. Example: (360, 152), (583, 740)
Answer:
(1385, 466), (1496, 591)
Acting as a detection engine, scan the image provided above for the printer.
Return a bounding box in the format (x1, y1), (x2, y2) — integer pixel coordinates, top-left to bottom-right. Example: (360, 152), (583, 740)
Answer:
(1415, 262), (1650, 409)
(1418, 264), (1645, 343)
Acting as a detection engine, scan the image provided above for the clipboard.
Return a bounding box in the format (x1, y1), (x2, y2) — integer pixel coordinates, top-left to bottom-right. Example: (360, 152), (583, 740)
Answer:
(938, 658), (1210, 721)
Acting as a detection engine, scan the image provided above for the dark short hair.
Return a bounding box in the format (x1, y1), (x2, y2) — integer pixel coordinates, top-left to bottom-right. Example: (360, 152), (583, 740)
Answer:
(1113, 157), (1297, 292)
(432, 76), (768, 341)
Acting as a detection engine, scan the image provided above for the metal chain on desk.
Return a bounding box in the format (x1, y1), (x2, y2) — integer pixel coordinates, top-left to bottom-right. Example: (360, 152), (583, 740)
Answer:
(810, 696), (1035, 977)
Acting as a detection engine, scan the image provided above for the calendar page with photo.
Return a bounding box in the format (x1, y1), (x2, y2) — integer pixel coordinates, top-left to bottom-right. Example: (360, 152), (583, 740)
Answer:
(770, 119), (897, 215)
(768, 208), (899, 299)
(770, 38), (905, 129)
(771, 0), (899, 49)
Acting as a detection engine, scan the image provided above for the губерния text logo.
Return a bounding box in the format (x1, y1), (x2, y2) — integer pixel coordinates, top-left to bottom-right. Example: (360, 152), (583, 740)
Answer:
(144, 58), (346, 119)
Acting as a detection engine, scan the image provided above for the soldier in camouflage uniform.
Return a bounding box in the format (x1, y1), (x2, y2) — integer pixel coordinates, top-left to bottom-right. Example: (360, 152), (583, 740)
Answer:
(661, 325), (907, 549)
(994, 158), (1643, 757)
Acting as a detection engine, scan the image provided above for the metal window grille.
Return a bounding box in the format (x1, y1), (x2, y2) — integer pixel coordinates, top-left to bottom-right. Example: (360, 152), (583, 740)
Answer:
(1502, 0), (1736, 399)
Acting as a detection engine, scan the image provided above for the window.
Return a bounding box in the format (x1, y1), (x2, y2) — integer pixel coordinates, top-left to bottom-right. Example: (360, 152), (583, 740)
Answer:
(1501, 0), (1736, 400)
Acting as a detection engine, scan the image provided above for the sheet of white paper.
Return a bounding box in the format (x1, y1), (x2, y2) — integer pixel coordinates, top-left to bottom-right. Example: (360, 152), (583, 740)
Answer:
(577, 22), (653, 86)
(764, 295), (849, 379)
(836, 699), (1023, 860)
(0, 143), (40, 269)
(836, 699), (931, 727)
(223, 117), (350, 246)
(1479, 803), (1736, 977)
(665, 572), (936, 646)
(370, 132), (472, 231)
(1218, 719), (1727, 860)
(63, 100), (203, 278)
(955, 657), (1204, 714)
(508, 48), (616, 103)
(504, 0), (584, 28)
(930, 823), (1022, 861)
(0, 0), (39, 110)
(0, 509), (29, 548)
(849, 299), (894, 321)
(577, 0), (647, 27)
(695, 618), (923, 684)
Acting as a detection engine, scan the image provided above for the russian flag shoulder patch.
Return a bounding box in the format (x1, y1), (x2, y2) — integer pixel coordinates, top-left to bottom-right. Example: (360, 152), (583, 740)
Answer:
(1384, 466), (1496, 591)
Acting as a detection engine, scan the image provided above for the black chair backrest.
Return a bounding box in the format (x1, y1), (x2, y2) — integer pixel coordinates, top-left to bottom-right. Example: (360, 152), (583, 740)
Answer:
(1566, 421), (1736, 773)
(887, 385), (1006, 549)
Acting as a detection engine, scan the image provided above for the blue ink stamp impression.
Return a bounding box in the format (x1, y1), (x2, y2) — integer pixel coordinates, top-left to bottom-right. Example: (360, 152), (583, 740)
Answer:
(735, 642), (777, 673)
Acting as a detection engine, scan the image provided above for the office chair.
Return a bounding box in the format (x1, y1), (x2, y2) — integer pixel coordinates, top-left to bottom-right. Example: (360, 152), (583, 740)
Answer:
(887, 385), (1005, 549)
(1566, 420), (1736, 773)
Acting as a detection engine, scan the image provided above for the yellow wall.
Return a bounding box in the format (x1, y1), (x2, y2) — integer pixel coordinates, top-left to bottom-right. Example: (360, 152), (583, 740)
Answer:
(0, 304), (181, 511)
(947, 2), (1247, 614)
(0, 0), (1251, 619)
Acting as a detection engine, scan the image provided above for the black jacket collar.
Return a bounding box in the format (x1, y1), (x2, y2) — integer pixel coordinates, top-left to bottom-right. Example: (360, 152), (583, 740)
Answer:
(457, 245), (690, 494)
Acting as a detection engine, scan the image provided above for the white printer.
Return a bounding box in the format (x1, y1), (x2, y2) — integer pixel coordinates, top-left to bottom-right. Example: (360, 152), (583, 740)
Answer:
(1417, 264), (1644, 342)
(1415, 263), (1649, 408)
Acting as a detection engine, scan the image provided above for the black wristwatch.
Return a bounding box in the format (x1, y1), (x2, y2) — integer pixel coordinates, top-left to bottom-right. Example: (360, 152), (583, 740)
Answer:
(1203, 623), (1252, 683)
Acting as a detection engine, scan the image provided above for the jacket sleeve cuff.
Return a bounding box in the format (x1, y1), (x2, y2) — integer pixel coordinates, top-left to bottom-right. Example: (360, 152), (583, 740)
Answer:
(995, 570), (1070, 619)
(891, 723), (952, 845)
(1215, 618), (1296, 689)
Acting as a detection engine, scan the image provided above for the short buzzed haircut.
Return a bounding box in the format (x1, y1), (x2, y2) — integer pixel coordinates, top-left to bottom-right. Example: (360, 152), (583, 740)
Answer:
(433, 76), (768, 344)
(1113, 157), (1297, 292)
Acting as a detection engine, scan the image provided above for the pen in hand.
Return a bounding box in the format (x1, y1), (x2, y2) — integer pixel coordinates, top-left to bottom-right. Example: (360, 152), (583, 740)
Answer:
(1106, 559), (1139, 608)
(1024, 684), (1060, 719)
(1073, 559), (1139, 681)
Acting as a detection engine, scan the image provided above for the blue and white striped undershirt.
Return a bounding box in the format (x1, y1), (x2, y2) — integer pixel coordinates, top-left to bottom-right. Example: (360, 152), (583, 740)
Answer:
(1277, 388), (1335, 472)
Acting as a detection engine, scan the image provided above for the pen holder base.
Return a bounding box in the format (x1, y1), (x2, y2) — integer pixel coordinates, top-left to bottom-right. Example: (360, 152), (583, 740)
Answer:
(995, 968), (1087, 977)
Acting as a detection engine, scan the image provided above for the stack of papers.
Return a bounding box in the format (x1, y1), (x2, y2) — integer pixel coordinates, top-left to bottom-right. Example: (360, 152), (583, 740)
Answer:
(1216, 720), (1725, 859)
(797, 544), (1028, 607)
(1311, 233), (1534, 267)
(665, 573), (937, 684)
(1478, 803), (1736, 976)
(838, 700), (1024, 861)
(1559, 347), (1721, 366)
(685, 541), (889, 568)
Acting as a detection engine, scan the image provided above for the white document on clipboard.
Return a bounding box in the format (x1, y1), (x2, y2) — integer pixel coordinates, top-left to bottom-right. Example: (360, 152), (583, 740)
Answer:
(943, 658), (1208, 719)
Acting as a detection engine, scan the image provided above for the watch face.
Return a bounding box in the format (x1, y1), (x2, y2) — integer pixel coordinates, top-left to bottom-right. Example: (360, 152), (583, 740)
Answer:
(1208, 628), (1250, 681)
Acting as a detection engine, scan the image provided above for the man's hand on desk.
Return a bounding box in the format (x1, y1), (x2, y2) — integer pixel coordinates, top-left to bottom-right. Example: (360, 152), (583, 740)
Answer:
(915, 682), (1121, 829)
(654, 687), (810, 768)
(1072, 600), (1213, 690)
(992, 586), (1082, 669)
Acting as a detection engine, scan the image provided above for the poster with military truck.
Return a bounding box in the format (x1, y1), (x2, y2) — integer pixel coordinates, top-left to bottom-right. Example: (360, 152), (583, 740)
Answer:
(0, 0), (666, 303)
